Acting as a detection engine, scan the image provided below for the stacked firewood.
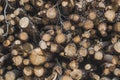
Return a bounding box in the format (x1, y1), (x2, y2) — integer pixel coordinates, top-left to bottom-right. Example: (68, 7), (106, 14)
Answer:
(0, 0), (120, 80)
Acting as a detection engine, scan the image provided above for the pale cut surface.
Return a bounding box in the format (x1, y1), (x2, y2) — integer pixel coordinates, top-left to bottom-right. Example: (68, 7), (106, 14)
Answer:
(114, 42), (120, 53)
(46, 8), (57, 19)
(19, 17), (29, 28)
(5, 71), (15, 80)
(34, 67), (44, 77)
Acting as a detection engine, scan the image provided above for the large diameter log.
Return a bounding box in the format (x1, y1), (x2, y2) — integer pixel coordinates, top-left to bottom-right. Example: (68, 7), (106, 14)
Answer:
(30, 54), (46, 66)
(5, 70), (20, 80)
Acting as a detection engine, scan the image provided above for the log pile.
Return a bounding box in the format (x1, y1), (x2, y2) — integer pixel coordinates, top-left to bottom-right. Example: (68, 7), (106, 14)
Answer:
(0, 0), (120, 80)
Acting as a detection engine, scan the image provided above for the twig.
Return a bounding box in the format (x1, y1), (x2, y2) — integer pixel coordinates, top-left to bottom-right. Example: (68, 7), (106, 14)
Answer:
(3, 0), (10, 36)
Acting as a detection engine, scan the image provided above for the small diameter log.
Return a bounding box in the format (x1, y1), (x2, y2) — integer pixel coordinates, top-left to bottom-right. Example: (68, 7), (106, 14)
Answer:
(42, 33), (51, 42)
(94, 51), (103, 60)
(8, 35), (14, 42)
(46, 7), (57, 19)
(101, 77), (111, 80)
(23, 66), (33, 76)
(61, 0), (70, 15)
(88, 47), (95, 55)
(103, 68), (110, 75)
(73, 35), (81, 43)
(32, 47), (44, 55)
(62, 62), (67, 69)
(81, 39), (90, 48)
(0, 6), (3, 13)
(112, 77), (120, 80)
(53, 65), (62, 75)
(114, 22), (120, 32)
(19, 17), (29, 28)
(114, 68), (120, 77)
(12, 55), (23, 66)
(0, 76), (3, 80)
(111, 36), (118, 44)
(98, 23), (107, 37)
(100, 30), (108, 37)
(61, 75), (73, 80)
(19, 0), (29, 5)
(104, 63), (116, 72)
(47, 29), (55, 35)
(19, 32), (29, 41)
(11, 49), (18, 56)
(98, 23), (107, 31)
(36, 0), (44, 7)
(39, 40), (47, 50)
(22, 43), (33, 52)
(14, 40), (21, 45)
(14, 8), (20, 16)
(45, 3), (52, 9)
(0, 68), (3, 75)
(7, 66), (12, 70)
(23, 59), (30, 65)
(60, 52), (65, 56)
(69, 60), (79, 69)
(82, 31), (91, 38)
(63, 21), (72, 31)
(7, 14), (12, 20)
(78, 47), (88, 57)
(65, 69), (72, 75)
(0, 54), (10, 64)
(91, 73), (100, 80)
(55, 33), (66, 44)
(104, 10), (115, 22)
(90, 29), (96, 36)
(84, 20), (94, 30)
(64, 43), (77, 57)
(108, 25), (113, 31)
(24, 4), (33, 12)
(0, 15), (4, 21)
(17, 77), (24, 80)
(34, 67), (45, 77)
(69, 14), (80, 22)
(10, 13), (16, 19)
(70, 69), (82, 80)
(50, 43), (58, 53)
(84, 64), (92, 70)
(89, 11), (97, 20)
(3, 40), (11, 47)
(71, 26), (75, 31)
(94, 44), (102, 51)
(114, 42), (120, 53)
(24, 76), (32, 80)
(30, 53), (46, 66)
(44, 62), (54, 68)
(62, 1), (68, 7)
(22, 52), (28, 57)
(0, 28), (4, 36)
(45, 71), (57, 80)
